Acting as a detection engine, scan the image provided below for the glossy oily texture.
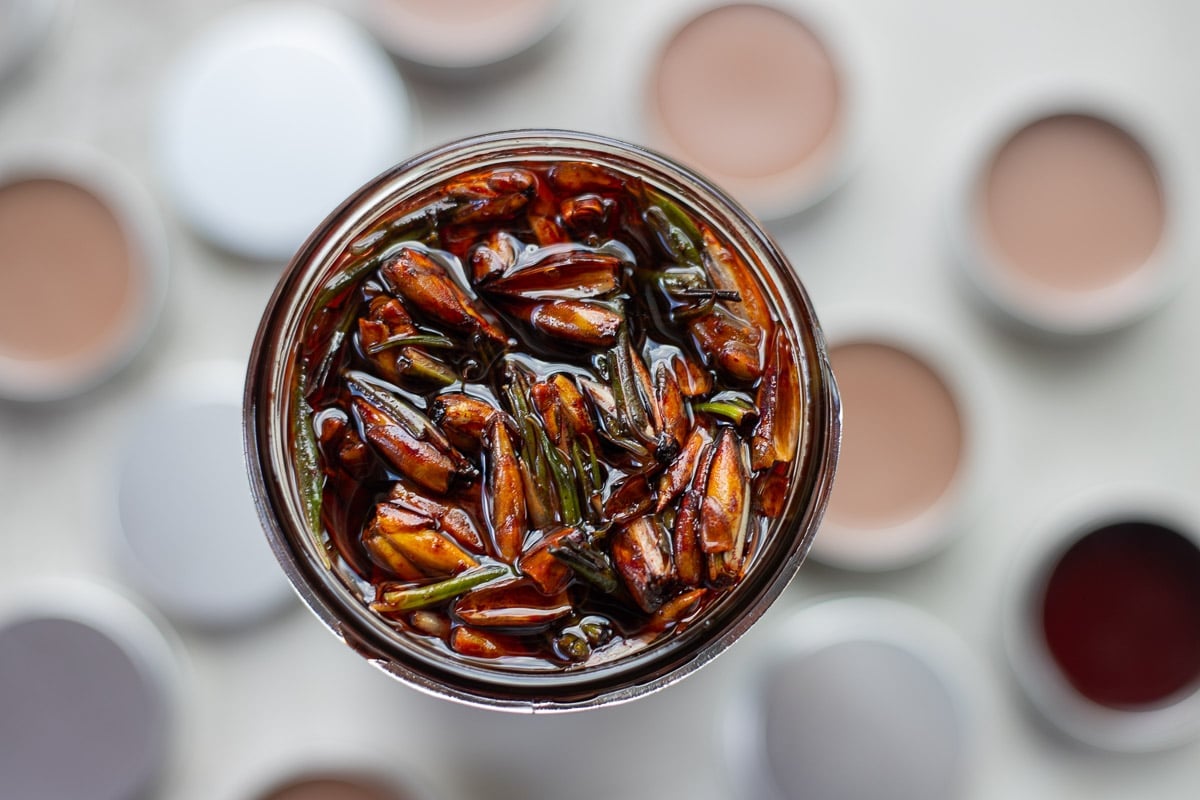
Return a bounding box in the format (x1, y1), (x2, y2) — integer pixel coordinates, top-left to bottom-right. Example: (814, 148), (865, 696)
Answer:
(650, 3), (842, 215)
(288, 157), (803, 672)
(980, 114), (1165, 293)
(1041, 522), (1200, 709)
(247, 131), (840, 709)
(369, 0), (564, 69)
(0, 178), (138, 362)
(824, 342), (962, 529)
(259, 776), (405, 800)
(0, 614), (168, 800)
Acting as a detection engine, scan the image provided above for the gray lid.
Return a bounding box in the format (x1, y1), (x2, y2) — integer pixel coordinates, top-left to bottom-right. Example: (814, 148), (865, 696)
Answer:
(115, 361), (294, 629)
(0, 586), (175, 800)
(724, 597), (975, 800)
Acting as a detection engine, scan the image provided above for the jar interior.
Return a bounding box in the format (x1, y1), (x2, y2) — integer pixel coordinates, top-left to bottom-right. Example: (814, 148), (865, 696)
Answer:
(246, 132), (839, 706)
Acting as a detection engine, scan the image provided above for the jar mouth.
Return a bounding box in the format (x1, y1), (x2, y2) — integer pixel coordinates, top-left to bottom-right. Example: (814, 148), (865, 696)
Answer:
(244, 129), (841, 710)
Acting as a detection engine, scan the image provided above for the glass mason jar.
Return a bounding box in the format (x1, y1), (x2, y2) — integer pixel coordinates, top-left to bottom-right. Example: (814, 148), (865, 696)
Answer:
(244, 130), (841, 711)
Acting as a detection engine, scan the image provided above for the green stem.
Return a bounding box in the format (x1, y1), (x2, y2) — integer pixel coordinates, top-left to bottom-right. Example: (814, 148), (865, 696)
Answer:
(644, 206), (701, 266)
(571, 440), (600, 522)
(372, 565), (508, 613)
(313, 255), (380, 312)
(308, 305), (358, 393)
(348, 228), (388, 256)
(611, 327), (653, 443)
(537, 427), (581, 526)
(550, 535), (619, 594)
(692, 393), (759, 426)
(344, 372), (427, 436)
(645, 188), (703, 246)
(291, 369), (329, 569)
(605, 352), (630, 440)
(503, 363), (557, 524)
(396, 351), (459, 387)
(312, 210), (441, 311)
(365, 334), (459, 355)
(585, 437), (604, 487)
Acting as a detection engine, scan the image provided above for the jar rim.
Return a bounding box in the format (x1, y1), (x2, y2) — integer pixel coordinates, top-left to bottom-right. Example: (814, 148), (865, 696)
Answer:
(244, 129), (841, 711)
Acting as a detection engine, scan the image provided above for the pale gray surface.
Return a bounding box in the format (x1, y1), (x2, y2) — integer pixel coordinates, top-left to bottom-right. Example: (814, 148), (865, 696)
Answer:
(1, 1), (1199, 799)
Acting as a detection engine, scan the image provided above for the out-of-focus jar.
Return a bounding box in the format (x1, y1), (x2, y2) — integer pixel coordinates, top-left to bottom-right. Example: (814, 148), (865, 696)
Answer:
(244, 130), (840, 711)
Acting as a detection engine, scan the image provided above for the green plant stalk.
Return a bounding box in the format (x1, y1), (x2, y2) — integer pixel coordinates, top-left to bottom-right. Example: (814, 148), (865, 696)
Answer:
(644, 189), (702, 245)
(312, 255), (381, 312)
(395, 350), (459, 387)
(312, 212), (441, 312)
(611, 328), (653, 443)
(537, 427), (581, 527)
(307, 300), (359, 395)
(344, 372), (428, 438)
(570, 440), (600, 522)
(503, 364), (557, 524)
(584, 437), (604, 487)
(518, 413), (553, 513)
(603, 352), (631, 441)
(693, 397), (759, 426)
(372, 565), (509, 613)
(291, 367), (329, 569)
(520, 460), (556, 530)
(365, 334), (458, 355)
(644, 206), (700, 266)
(550, 538), (619, 594)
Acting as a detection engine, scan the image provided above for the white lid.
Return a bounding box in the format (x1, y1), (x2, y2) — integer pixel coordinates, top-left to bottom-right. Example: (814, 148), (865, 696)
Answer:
(114, 361), (294, 629)
(156, 1), (414, 262)
(0, 0), (61, 85)
(0, 579), (178, 800)
(723, 597), (977, 800)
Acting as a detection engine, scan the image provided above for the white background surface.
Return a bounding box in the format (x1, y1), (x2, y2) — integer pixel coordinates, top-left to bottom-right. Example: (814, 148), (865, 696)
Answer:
(2, 1), (1199, 798)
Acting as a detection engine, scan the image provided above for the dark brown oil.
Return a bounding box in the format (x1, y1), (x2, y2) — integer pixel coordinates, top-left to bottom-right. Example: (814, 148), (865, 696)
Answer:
(296, 160), (787, 670)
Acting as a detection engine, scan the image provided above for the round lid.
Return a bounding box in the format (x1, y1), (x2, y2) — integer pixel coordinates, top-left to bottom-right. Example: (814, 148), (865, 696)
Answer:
(157, 1), (414, 262)
(0, 583), (176, 800)
(0, 144), (169, 401)
(365, 0), (570, 71)
(725, 597), (974, 800)
(646, 2), (854, 219)
(949, 89), (1184, 337)
(115, 361), (294, 629)
(1004, 485), (1200, 751)
(815, 334), (968, 570)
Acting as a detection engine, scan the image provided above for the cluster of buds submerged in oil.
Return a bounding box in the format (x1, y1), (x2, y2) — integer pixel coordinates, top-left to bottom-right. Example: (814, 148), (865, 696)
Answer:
(292, 161), (803, 667)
